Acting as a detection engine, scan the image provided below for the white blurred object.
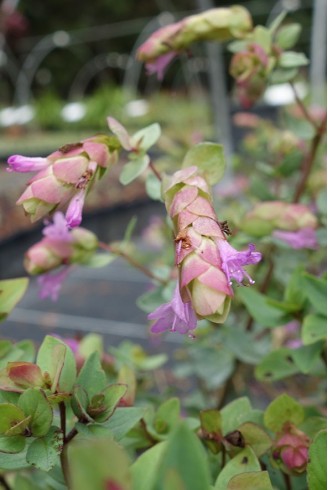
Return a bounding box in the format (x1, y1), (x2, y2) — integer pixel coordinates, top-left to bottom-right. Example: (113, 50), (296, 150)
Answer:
(125, 99), (149, 117)
(0, 105), (34, 126)
(263, 82), (307, 106)
(61, 102), (86, 122)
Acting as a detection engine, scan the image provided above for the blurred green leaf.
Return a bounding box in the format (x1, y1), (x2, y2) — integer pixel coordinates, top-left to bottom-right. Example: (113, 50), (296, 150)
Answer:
(131, 442), (167, 490)
(182, 142), (225, 185)
(145, 172), (162, 201)
(81, 253), (116, 268)
(264, 394), (304, 432)
(131, 123), (161, 151)
(0, 442), (30, 470)
(221, 398), (263, 435)
(0, 404), (27, 435)
(91, 384), (127, 422)
(0, 435), (25, 454)
(276, 23), (301, 49)
(214, 447), (260, 489)
(302, 314), (326, 345)
(236, 288), (285, 328)
(279, 52), (309, 68)
(290, 342), (324, 374)
(269, 67), (298, 84)
(253, 26), (271, 53)
(268, 11), (287, 33)
(302, 273), (326, 316)
(148, 398), (180, 441)
(0, 278), (29, 322)
(255, 348), (299, 381)
(238, 422), (272, 457)
(227, 471), (273, 489)
(120, 154), (150, 185)
(200, 410), (222, 454)
(26, 427), (63, 472)
(307, 431), (326, 490)
(154, 422), (211, 490)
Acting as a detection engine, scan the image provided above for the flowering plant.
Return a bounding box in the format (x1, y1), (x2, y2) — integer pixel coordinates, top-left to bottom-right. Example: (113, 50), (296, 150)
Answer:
(0, 5), (326, 490)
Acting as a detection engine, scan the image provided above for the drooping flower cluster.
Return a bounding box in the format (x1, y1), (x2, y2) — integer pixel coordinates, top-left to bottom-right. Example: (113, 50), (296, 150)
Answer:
(148, 166), (262, 334)
(25, 212), (98, 300)
(136, 6), (252, 79)
(8, 134), (119, 227)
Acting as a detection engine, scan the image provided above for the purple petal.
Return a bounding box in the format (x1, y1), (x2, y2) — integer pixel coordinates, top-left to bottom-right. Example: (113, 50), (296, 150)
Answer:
(272, 227), (318, 250)
(7, 155), (49, 173)
(66, 190), (86, 228)
(217, 240), (262, 286)
(37, 267), (71, 301)
(43, 212), (72, 241)
(146, 52), (177, 81)
(148, 282), (197, 335)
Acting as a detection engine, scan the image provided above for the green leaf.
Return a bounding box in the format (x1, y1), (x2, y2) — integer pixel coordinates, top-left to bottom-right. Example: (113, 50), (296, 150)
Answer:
(148, 397), (180, 441)
(18, 389), (53, 437)
(238, 422), (272, 457)
(279, 51), (309, 68)
(307, 431), (327, 490)
(123, 216), (138, 244)
(200, 410), (222, 454)
(0, 435), (25, 453)
(236, 288), (285, 328)
(182, 142), (225, 185)
(253, 26), (272, 53)
(0, 403), (27, 435)
(26, 427), (63, 472)
(290, 342), (324, 374)
(69, 437), (131, 490)
(131, 442), (167, 490)
(284, 267), (306, 309)
(221, 398), (252, 434)
(102, 407), (146, 441)
(221, 327), (267, 365)
(81, 253), (116, 268)
(302, 273), (326, 316)
(270, 67), (298, 84)
(131, 123), (161, 151)
(302, 314), (327, 345)
(191, 347), (235, 390)
(71, 385), (91, 421)
(227, 471), (273, 489)
(120, 154), (150, 185)
(0, 278), (29, 322)
(145, 172), (162, 201)
(75, 351), (107, 398)
(0, 442), (30, 470)
(268, 11), (287, 33)
(264, 394), (304, 432)
(276, 23), (301, 49)
(255, 348), (300, 382)
(78, 333), (103, 358)
(36, 335), (76, 393)
(214, 447), (260, 489)
(154, 422), (211, 490)
(91, 384), (127, 422)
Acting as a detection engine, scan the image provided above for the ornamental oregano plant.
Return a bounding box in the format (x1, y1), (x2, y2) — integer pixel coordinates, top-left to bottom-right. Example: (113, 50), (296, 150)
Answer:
(0, 5), (326, 490)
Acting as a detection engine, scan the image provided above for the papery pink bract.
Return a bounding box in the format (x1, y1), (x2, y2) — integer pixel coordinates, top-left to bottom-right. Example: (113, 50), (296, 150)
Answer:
(148, 282), (197, 335)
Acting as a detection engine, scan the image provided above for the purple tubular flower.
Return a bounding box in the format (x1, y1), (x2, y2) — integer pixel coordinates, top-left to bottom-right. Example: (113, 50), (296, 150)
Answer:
(148, 282), (197, 335)
(65, 189), (86, 228)
(272, 227), (318, 250)
(216, 240), (262, 285)
(37, 267), (71, 301)
(43, 211), (71, 241)
(146, 52), (177, 80)
(7, 155), (49, 173)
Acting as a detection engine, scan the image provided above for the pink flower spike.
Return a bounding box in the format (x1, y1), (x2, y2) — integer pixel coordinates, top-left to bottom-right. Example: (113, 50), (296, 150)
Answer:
(42, 212), (72, 241)
(146, 52), (177, 80)
(66, 189), (86, 228)
(272, 227), (318, 250)
(37, 267), (71, 301)
(217, 240), (262, 286)
(7, 155), (49, 173)
(148, 282), (197, 335)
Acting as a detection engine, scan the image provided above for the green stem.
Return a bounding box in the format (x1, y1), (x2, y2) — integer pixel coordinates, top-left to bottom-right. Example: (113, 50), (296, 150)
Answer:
(283, 472), (292, 490)
(99, 241), (168, 285)
(289, 82), (318, 129)
(60, 445), (71, 488)
(59, 402), (66, 439)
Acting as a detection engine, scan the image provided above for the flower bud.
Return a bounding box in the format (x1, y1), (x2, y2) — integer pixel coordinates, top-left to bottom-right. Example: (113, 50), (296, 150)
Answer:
(272, 424), (310, 474)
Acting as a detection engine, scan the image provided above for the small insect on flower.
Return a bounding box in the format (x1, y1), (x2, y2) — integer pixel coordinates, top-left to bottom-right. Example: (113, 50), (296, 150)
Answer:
(219, 220), (232, 237)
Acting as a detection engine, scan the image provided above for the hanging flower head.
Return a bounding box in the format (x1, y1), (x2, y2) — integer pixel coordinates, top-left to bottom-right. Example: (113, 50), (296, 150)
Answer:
(8, 135), (119, 227)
